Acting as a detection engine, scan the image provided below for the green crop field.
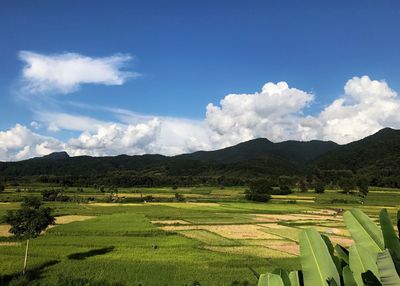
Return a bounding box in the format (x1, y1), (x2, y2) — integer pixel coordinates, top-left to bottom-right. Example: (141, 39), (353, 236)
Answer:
(0, 186), (399, 285)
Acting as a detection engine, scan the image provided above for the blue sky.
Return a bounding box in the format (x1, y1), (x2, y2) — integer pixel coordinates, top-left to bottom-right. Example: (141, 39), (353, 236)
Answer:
(1, 1), (400, 160)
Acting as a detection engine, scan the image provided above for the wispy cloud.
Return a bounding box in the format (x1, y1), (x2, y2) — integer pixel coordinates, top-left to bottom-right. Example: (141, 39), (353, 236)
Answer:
(18, 51), (138, 94)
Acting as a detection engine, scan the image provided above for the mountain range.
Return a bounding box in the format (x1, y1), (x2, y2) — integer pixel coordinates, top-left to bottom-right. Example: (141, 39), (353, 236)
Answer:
(1, 127), (400, 187)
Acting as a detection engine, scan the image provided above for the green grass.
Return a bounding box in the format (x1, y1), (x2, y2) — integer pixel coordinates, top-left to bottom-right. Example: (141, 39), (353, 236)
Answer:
(0, 185), (399, 285)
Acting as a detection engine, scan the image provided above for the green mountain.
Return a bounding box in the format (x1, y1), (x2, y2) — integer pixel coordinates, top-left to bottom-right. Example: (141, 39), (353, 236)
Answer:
(1, 127), (400, 187)
(314, 127), (400, 186)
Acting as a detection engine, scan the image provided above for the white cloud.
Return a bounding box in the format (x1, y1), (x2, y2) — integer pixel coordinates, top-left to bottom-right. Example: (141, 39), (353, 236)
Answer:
(316, 75), (400, 143)
(67, 119), (161, 156)
(206, 81), (315, 147)
(19, 51), (137, 94)
(0, 124), (65, 161)
(3, 76), (400, 161)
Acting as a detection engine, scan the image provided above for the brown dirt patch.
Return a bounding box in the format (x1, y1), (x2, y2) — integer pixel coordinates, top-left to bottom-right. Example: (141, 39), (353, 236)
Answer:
(161, 224), (282, 240)
(0, 225), (11, 237)
(55, 215), (94, 224)
(330, 236), (353, 247)
(151, 220), (190, 225)
(268, 243), (300, 256)
(0, 242), (20, 246)
(204, 246), (296, 258)
(303, 209), (338, 216)
(257, 223), (289, 229)
(254, 214), (341, 222)
(88, 203), (143, 206)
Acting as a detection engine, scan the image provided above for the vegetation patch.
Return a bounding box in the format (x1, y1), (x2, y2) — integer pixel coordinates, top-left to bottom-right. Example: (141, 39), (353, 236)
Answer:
(179, 230), (237, 246)
(0, 224), (11, 237)
(55, 215), (95, 225)
(204, 245), (296, 259)
(151, 219), (190, 225)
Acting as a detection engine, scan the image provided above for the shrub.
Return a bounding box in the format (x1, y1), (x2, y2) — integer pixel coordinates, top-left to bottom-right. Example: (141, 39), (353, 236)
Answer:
(175, 192), (184, 202)
(314, 181), (325, 193)
(278, 185), (292, 195)
(0, 184), (5, 193)
(245, 180), (273, 202)
(299, 180), (308, 193)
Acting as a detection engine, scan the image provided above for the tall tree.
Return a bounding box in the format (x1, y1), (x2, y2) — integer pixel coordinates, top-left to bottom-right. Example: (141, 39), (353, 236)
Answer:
(4, 197), (55, 275)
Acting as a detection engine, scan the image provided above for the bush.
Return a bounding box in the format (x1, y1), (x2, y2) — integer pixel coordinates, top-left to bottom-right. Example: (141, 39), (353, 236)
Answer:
(245, 180), (272, 202)
(0, 184), (5, 193)
(278, 185), (292, 195)
(42, 189), (70, 202)
(314, 181), (325, 193)
(299, 180), (308, 193)
(175, 192), (184, 202)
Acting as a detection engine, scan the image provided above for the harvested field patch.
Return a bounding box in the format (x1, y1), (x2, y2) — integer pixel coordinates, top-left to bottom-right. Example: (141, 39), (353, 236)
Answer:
(257, 223), (289, 229)
(179, 230), (236, 246)
(55, 215), (94, 224)
(240, 239), (292, 247)
(0, 242), (20, 246)
(330, 236), (353, 247)
(160, 225), (199, 231)
(268, 243), (300, 256)
(303, 209), (339, 216)
(260, 226), (300, 241)
(151, 220), (190, 225)
(0, 224), (11, 237)
(87, 203), (143, 207)
(204, 246), (296, 258)
(297, 225), (350, 237)
(254, 214), (341, 223)
(161, 224), (282, 240)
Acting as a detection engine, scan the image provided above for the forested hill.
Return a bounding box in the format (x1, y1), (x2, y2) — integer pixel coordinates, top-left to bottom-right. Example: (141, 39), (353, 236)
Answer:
(1, 127), (400, 187)
(314, 127), (400, 186)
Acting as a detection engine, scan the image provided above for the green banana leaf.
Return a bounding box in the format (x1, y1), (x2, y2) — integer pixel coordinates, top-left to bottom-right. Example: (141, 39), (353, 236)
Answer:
(380, 209), (400, 259)
(335, 244), (349, 264)
(299, 228), (340, 286)
(376, 249), (400, 286)
(349, 244), (380, 286)
(343, 265), (357, 286)
(288, 271), (301, 286)
(258, 273), (284, 286)
(344, 209), (384, 252)
(272, 269), (290, 286)
(397, 210), (400, 239)
(322, 234), (342, 273)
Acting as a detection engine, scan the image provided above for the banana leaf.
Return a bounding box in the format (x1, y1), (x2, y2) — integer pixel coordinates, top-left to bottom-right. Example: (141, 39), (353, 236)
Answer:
(380, 209), (400, 259)
(344, 209), (384, 252)
(299, 228), (340, 286)
(349, 244), (380, 286)
(376, 249), (400, 286)
(343, 265), (357, 286)
(258, 273), (284, 286)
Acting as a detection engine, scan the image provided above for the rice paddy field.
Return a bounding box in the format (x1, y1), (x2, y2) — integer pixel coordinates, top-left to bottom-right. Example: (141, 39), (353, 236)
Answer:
(0, 186), (399, 285)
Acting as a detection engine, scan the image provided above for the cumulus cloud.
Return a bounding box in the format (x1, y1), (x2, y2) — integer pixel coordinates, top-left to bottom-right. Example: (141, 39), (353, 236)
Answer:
(19, 51), (137, 94)
(316, 75), (400, 143)
(0, 124), (65, 161)
(206, 81), (314, 147)
(67, 119), (161, 156)
(3, 75), (400, 161)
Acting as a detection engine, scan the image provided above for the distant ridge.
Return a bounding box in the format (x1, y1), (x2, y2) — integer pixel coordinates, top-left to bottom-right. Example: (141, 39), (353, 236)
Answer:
(1, 127), (400, 187)
(40, 151), (70, 160)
